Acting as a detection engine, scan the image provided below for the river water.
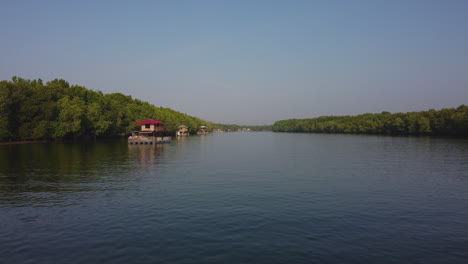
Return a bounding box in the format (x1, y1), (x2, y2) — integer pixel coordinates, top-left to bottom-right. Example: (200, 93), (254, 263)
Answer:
(1, 132), (467, 264)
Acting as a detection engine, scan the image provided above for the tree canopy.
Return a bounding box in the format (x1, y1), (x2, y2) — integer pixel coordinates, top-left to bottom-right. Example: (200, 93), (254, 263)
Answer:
(2, 77), (465, 140)
(0, 77), (215, 140)
(272, 106), (468, 137)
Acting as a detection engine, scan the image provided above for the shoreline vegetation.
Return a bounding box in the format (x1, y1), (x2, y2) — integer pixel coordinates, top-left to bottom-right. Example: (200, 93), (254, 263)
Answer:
(273, 106), (467, 137)
(0, 77), (213, 142)
(1, 77), (466, 142)
(0, 77), (267, 142)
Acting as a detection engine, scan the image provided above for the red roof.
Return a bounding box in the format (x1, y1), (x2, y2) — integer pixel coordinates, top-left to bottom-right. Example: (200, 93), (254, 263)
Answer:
(134, 119), (165, 125)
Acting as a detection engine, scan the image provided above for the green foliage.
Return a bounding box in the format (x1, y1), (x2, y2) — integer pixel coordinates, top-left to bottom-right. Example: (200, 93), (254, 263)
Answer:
(211, 124), (272, 131)
(55, 96), (86, 137)
(0, 77), (214, 140)
(272, 106), (468, 137)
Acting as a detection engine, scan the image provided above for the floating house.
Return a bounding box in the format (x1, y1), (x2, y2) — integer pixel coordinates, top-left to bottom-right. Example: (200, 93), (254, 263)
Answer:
(128, 119), (171, 144)
(197, 126), (209, 135)
(176, 125), (189, 137)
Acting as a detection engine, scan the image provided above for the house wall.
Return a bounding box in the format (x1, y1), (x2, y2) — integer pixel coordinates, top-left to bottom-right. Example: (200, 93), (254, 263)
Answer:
(141, 124), (155, 131)
(141, 124), (165, 132)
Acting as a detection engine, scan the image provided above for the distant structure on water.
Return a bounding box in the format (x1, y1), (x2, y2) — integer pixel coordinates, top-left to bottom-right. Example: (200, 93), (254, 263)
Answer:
(176, 125), (189, 137)
(128, 119), (171, 144)
(197, 126), (209, 135)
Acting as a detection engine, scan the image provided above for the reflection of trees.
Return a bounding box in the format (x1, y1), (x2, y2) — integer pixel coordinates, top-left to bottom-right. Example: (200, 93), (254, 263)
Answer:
(0, 140), (131, 183)
(0, 140), (177, 206)
(0, 140), (135, 205)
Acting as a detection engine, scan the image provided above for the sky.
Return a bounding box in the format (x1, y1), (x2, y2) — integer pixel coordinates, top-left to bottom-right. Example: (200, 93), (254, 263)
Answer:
(1, 0), (467, 125)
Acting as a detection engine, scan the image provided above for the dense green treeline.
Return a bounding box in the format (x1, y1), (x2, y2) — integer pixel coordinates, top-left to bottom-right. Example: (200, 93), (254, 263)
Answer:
(212, 123), (272, 131)
(272, 106), (468, 136)
(0, 77), (214, 140)
(246, 125), (273, 131)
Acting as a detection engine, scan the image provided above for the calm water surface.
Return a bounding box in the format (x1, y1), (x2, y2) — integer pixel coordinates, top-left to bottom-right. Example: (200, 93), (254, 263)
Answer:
(1, 132), (467, 264)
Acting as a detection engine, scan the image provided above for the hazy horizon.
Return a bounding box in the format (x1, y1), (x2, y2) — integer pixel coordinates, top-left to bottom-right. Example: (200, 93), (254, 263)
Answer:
(2, 0), (467, 125)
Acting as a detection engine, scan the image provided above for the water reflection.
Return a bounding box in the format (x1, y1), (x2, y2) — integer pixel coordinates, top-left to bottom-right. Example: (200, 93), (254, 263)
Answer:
(0, 140), (139, 206)
(0, 141), (131, 182)
(127, 143), (166, 166)
(1, 133), (468, 264)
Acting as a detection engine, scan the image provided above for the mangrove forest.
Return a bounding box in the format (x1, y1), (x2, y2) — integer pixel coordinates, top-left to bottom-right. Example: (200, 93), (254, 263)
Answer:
(272, 106), (468, 136)
(0, 77), (216, 141)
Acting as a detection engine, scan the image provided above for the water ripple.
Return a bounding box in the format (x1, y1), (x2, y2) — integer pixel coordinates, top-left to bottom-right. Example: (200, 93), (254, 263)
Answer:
(0, 134), (467, 263)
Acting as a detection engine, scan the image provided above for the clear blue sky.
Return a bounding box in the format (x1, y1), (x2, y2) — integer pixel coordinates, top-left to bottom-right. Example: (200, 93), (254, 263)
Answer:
(1, 0), (467, 125)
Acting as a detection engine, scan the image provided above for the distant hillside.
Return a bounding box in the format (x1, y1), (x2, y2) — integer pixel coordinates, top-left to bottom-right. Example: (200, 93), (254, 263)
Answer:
(0, 77), (215, 140)
(272, 106), (468, 137)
